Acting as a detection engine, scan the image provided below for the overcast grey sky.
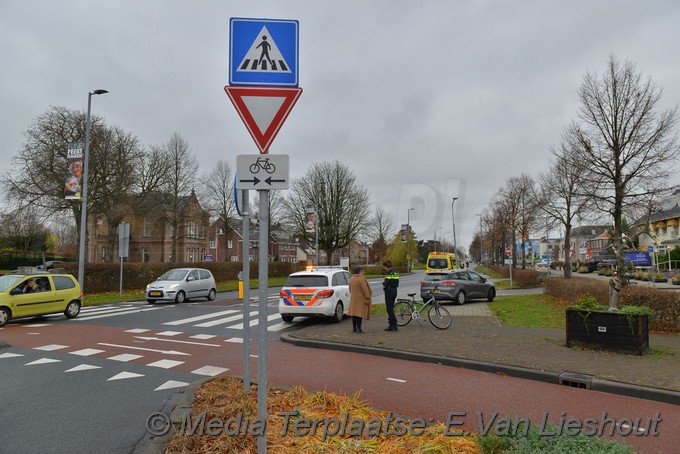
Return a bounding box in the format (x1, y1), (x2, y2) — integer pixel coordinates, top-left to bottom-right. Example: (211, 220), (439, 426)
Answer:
(2, 0), (679, 253)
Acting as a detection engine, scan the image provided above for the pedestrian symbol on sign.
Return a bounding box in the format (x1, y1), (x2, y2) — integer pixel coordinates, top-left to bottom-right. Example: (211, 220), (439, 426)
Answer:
(237, 26), (291, 73)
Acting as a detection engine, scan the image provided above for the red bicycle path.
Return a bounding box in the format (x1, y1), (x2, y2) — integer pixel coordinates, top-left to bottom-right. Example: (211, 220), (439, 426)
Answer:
(2, 322), (677, 453)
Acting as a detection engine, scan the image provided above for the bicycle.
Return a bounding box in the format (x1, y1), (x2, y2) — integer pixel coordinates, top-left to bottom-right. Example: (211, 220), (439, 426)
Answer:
(250, 157), (276, 174)
(393, 286), (452, 330)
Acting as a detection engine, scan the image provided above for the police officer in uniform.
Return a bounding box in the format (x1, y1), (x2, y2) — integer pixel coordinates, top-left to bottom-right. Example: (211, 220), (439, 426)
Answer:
(382, 260), (400, 331)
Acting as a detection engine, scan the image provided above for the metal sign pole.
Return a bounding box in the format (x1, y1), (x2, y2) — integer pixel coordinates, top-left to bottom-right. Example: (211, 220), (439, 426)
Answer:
(241, 191), (250, 392)
(257, 189), (269, 453)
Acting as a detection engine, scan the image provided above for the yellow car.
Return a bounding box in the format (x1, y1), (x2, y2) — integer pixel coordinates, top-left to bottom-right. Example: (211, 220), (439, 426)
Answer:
(0, 273), (82, 327)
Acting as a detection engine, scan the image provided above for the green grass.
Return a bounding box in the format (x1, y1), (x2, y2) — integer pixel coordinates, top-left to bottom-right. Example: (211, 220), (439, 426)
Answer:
(493, 279), (522, 290)
(475, 264), (503, 278)
(82, 277), (289, 306)
(478, 420), (636, 453)
(490, 294), (566, 329)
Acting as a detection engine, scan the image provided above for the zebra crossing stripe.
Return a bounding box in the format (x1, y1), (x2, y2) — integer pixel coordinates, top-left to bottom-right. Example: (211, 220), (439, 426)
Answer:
(194, 311), (258, 328)
(74, 306), (163, 321)
(162, 309), (239, 326)
(230, 313), (280, 329)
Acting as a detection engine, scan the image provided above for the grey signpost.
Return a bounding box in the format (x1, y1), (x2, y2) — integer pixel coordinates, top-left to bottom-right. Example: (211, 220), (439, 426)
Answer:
(229, 18), (299, 453)
(118, 223), (130, 296)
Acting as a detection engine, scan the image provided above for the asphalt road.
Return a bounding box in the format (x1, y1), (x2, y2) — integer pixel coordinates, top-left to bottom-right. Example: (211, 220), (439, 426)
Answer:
(1, 274), (677, 453)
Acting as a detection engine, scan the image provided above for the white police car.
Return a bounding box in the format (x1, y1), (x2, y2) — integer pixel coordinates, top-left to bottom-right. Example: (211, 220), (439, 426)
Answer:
(278, 267), (351, 323)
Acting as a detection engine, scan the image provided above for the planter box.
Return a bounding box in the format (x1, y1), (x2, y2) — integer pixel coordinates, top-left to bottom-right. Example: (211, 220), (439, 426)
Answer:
(566, 309), (649, 355)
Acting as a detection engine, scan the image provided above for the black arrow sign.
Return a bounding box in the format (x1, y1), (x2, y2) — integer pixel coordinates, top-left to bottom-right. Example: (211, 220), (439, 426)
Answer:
(265, 177), (286, 185)
(239, 176), (260, 185)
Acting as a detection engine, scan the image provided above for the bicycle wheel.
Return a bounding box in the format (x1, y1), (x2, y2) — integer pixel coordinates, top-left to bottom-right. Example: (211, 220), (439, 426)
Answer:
(428, 303), (452, 330)
(393, 301), (414, 326)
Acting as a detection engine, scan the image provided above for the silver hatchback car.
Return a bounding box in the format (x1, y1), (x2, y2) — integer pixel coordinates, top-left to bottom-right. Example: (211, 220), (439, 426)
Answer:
(146, 268), (217, 304)
(420, 270), (496, 305)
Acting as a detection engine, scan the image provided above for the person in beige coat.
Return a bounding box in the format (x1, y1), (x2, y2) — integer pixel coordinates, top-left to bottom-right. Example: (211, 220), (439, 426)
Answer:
(348, 267), (372, 333)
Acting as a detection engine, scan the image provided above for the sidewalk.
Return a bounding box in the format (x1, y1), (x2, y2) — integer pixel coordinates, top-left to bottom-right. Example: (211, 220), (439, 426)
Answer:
(282, 303), (680, 405)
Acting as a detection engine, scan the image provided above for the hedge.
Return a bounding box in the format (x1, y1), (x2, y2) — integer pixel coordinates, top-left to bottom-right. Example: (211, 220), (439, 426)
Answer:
(544, 276), (680, 332)
(53, 261), (302, 294)
(487, 265), (543, 288)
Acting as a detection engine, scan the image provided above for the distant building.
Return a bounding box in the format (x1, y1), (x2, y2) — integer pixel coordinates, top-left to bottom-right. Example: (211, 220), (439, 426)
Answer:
(88, 191), (210, 263)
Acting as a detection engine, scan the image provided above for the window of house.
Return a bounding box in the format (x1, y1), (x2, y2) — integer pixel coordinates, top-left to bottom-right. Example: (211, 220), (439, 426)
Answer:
(231, 256), (239, 262)
(143, 217), (152, 237)
(227, 240), (233, 248)
(187, 220), (197, 238)
(209, 240), (216, 249)
(142, 248), (150, 263)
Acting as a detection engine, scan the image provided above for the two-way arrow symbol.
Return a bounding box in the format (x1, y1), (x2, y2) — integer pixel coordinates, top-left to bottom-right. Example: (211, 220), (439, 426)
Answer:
(265, 177), (285, 185)
(239, 177), (260, 185)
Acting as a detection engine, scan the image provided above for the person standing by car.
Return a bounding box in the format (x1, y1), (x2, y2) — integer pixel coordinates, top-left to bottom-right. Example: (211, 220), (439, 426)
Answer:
(349, 267), (372, 333)
(383, 260), (400, 331)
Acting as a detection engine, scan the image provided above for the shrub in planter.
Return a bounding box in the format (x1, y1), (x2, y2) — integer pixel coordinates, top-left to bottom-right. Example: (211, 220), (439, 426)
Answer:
(566, 294), (652, 355)
(577, 265), (590, 273)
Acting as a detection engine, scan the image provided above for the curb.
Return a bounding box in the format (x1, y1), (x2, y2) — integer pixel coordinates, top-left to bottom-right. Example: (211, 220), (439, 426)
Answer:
(280, 334), (680, 406)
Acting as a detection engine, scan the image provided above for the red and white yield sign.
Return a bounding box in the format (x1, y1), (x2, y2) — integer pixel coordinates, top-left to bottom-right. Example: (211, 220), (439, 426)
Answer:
(225, 86), (302, 154)
(505, 246), (512, 256)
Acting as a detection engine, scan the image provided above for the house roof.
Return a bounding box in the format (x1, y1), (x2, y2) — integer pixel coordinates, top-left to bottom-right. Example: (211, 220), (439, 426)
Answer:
(570, 225), (610, 238)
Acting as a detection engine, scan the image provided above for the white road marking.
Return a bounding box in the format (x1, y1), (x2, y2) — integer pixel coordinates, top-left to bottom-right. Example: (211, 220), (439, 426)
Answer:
(98, 342), (190, 356)
(156, 331), (183, 336)
(65, 364), (102, 372)
(386, 377), (407, 383)
(0, 352), (24, 359)
(146, 359), (185, 369)
(75, 307), (163, 321)
(108, 353), (144, 362)
(34, 344), (69, 351)
(230, 313), (280, 329)
(125, 328), (150, 333)
(69, 348), (105, 356)
(107, 371), (144, 381)
(134, 336), (221, 347)
(162, 309), (239, 326)
(190, 334), (216, 340)
(195, 311), (258, 328)
(191, 366), (229, 376)
(155, 380), (190, 391)
(25, 358), (62, 366)
(225, 337), (243, 343)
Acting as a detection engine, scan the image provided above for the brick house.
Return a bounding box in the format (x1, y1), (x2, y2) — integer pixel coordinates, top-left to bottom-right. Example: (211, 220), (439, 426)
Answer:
(88, 192), (210, 263)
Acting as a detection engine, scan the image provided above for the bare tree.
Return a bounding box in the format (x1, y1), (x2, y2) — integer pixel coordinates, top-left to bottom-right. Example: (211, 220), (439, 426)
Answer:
(537, 131), (593, 278)
(285, 160), (371, 264)
(0, 209), (49, 251)
(201, 160), (235, 261)
(88, 126), (145, 261)
(156, 132), (199, 263)
(573, 55), (680, 308)
(2, 106), (106, 224)
(369, 206), (394, 261)
(511, 174), (540, 269)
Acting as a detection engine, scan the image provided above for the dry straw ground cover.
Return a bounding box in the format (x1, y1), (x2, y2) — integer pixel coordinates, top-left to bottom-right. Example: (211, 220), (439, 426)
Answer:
(164, 376), (479, 453)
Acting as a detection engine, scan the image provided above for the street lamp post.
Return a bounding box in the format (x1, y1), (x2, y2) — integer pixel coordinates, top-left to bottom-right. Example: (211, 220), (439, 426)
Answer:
(451, 197), (459, 269)
(434, 227), (442, 252)
(406, 207), (414, 273)
(78, 89), (108, 291)
(477, 213), (483, 263)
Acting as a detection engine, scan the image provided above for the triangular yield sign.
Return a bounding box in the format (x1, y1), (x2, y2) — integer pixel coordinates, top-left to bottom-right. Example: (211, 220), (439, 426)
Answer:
(225, 86), (302, 154)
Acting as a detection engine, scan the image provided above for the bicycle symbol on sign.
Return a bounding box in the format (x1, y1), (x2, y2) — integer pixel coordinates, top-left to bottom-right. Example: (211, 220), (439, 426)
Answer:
(250, 157), (276, 174)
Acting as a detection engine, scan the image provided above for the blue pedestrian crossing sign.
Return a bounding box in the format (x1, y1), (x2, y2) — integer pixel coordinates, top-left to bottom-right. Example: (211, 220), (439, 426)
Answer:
(229, 18), (299, 87)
